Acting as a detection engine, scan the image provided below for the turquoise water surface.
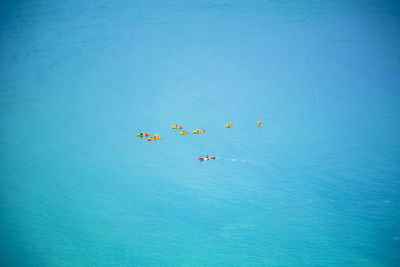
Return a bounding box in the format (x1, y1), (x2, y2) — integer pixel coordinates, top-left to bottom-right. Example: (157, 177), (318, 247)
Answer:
(1, 0), (400, 266)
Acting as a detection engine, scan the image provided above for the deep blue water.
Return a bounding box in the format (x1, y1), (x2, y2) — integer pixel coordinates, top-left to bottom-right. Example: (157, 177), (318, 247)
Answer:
(1, 0), (400, 266)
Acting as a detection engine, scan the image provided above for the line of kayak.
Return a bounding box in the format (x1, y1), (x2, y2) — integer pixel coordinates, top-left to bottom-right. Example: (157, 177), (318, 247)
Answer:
(179, 129), (206, 135)
(136, 132), (160, 141)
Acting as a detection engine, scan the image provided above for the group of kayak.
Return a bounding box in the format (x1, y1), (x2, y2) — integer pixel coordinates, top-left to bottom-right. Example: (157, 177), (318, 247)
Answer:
(138, 121), (262, 159)
(179, 129), (206, 135)
(137, 131), (160, 141)
(172, 125), (206, 135)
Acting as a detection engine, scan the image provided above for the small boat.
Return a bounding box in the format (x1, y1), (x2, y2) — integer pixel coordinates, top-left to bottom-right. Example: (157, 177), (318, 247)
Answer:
(193, 129), (206, 134)
(199, 157), (216, 161)
(257, 121), (262, 127)
(137, 133), (150, 137)
(180, 131), (189, 135)
(226, 123), (233, 128)
(172, 125), (183, 129)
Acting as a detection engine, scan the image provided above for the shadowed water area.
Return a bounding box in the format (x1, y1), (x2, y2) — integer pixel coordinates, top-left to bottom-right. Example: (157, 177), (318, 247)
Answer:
(1, 0), (400, 266)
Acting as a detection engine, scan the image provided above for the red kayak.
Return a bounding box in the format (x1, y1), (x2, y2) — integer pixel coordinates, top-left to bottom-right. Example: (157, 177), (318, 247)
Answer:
(199, 157), (216, 161)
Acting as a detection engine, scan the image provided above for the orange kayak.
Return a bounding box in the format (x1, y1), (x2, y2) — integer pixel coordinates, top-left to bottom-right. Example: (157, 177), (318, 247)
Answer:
(180, 131), (189, 135)
(193, 129), (206, 134)
(148, 136), (161, 141)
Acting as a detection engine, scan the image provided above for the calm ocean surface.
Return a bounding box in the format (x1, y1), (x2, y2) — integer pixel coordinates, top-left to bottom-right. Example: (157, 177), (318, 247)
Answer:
(1, 0), (400, 266)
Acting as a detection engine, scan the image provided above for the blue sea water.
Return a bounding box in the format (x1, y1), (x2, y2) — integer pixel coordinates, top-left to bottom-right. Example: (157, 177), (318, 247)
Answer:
(1, 0), (400, 266)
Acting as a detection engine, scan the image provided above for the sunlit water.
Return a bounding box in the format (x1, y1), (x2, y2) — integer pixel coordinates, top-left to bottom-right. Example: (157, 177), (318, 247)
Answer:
(1, 0), (400, 266)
